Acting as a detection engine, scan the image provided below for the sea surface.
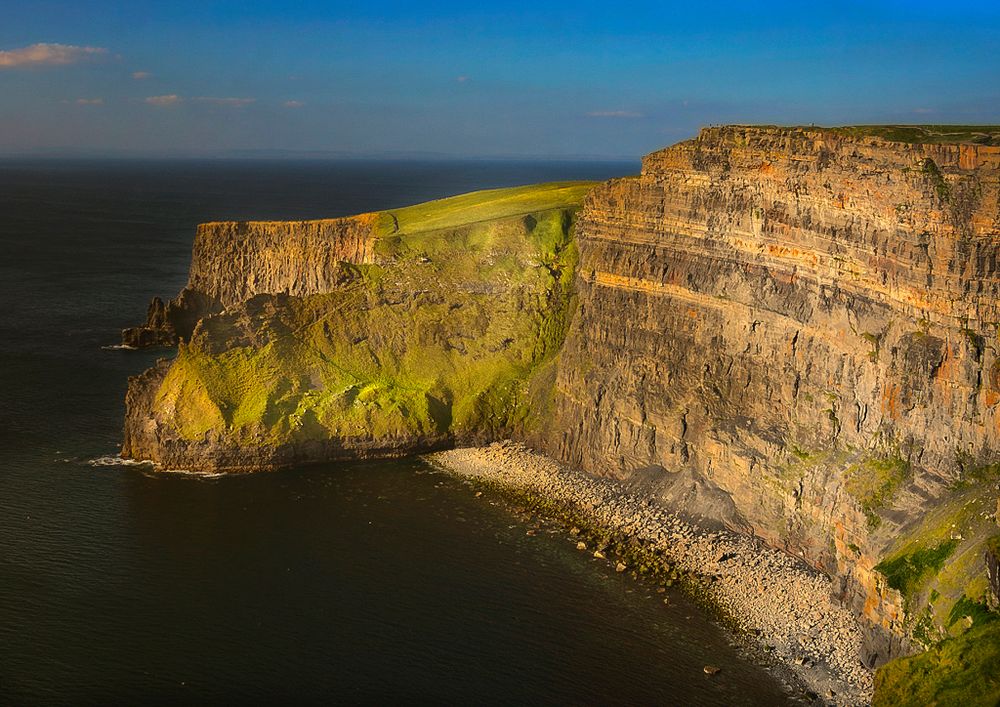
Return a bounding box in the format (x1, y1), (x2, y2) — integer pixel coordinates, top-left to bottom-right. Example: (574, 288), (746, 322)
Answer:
(0, 159), (795, 705)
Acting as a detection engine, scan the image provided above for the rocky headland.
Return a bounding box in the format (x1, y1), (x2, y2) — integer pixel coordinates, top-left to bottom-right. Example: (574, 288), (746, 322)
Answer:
(121, 126), (1000, 705)
(122, 182), (590, 469)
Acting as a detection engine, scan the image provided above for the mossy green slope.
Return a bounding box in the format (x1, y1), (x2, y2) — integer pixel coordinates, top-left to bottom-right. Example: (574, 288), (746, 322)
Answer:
(870, 462), (1000, 706)
(874, 619), (1000, 707)
(145, 182), (593, 465)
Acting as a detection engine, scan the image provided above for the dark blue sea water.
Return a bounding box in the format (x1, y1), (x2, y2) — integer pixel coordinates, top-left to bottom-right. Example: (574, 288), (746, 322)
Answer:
(0, 159), (795, 705)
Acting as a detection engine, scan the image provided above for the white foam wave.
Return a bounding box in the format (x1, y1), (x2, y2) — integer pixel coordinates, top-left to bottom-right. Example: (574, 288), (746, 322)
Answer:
(101, 344), (137, 351)
(88, 455), (152, 467)
(152, 466), (227, 479)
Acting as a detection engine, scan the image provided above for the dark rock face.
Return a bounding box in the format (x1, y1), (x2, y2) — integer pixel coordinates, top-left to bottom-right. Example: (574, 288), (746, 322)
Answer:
(121, 213), (378, 348)
(121, 289), (222, 348)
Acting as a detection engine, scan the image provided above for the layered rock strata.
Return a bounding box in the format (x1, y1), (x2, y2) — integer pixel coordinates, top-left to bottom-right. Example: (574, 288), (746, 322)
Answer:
(538, 126), (1000, 665)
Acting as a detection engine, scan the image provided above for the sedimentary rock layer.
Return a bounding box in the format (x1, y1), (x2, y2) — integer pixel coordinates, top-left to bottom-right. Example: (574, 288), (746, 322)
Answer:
(539, 126), (1000, 662)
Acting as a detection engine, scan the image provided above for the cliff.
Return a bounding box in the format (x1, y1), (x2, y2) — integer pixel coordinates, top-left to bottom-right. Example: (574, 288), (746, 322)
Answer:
(537, 125), (1000, 694)
(122, 213), (386, 346)
(122, 182), (591, 470)
(121, 127), (1000, 703)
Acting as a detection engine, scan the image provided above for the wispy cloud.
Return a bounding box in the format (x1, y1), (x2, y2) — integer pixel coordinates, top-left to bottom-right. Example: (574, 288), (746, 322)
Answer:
(586, 110), (644, 118)
(283, 100), (305, 108)
(194, 96), (255, 107)
(0, 43), (108, 69)
(145, 94), (181, 106)
(131, 70), (151, 80)
(913, 107), (935, 114)
(76, 98), (103, 105)
(456, 75), (469, 83)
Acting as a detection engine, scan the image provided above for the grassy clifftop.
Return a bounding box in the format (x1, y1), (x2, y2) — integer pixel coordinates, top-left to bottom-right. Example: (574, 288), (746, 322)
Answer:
(129, 182), (595, 467)
(825, 124), (1000, 145)
(376, 181), (595, 234)
(739, 124), (1000, 145)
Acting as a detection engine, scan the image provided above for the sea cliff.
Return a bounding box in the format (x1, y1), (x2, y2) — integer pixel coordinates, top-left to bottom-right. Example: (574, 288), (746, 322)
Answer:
(121, 127), (1000, 704)
(537, 126), (1000, 670)
(122, 182), (590, 470)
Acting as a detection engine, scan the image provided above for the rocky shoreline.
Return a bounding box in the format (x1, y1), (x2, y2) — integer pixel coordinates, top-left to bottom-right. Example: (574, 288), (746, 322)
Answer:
(427, 442), (874, 706)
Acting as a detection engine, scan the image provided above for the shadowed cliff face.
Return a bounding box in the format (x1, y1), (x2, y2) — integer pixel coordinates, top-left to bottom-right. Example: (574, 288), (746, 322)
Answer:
(122, 214), (380, 347)
(539, 126), (1000, 664)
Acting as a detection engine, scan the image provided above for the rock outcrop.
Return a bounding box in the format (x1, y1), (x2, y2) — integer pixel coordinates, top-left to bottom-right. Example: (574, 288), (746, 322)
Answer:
(121, 214), (381, 347)
(121, 289), (222, 348)
(186, 214), (381, 308)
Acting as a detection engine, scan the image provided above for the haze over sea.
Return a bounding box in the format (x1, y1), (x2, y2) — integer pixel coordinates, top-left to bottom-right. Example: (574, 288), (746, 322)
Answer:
(0, 159), (794, 704)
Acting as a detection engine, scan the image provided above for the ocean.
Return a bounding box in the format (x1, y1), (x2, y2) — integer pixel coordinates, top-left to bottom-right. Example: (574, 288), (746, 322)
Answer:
(0, 158), (795, 705)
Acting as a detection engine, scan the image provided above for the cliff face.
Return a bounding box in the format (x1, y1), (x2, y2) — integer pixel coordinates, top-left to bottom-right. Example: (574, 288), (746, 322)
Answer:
(122, 214), (381, 347)
(540, 126), (1000, 663)
(187, 214), (381, 308)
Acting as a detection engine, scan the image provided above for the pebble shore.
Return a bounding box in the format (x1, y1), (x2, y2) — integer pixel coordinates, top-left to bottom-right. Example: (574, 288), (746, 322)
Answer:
(427, 441), (874, 706)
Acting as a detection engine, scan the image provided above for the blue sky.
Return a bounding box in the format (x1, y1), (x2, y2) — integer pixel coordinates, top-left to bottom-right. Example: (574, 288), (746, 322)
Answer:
(1, 1), (998, 158)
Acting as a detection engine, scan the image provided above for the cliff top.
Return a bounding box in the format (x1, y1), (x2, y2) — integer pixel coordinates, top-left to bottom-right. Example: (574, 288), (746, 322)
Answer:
(197, 181), (599, 234)
(715, 124), (1000, 146)
(381, 181), (598, 235)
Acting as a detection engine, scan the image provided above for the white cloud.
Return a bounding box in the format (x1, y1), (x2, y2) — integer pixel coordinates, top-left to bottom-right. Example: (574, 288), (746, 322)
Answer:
(586, 110), (644, 118)
(145, 94), (181, 106)
(0, 43), (108, 69)
(456, 75), (469, 83)
(283, 100), (305, 108)
(194, 96), (255, 107)
(76, 98), (103, 105)
(131, 71), (151, 80)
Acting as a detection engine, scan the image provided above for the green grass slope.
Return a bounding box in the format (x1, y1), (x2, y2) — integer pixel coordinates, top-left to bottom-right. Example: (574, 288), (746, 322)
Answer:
(148, 182), (595, 456)
(378, 181), (596, 235)
(826, 125), (1000, 145)
(749, 124), (1000, 145)
(874, 619), (1000, 707)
